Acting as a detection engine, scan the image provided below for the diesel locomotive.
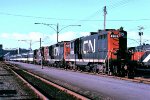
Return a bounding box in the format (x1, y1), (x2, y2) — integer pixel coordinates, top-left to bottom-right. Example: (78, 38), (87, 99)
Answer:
(9, 28), (150, 77)
(29, 28), (129, 76)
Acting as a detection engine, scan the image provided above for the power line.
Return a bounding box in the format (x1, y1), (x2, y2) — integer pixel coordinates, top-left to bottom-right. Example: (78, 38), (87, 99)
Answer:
(0, 12), (70, 20)
(107, 0), (135, 10)
(0, 11), (150, 22)
(73, 0), (137, 25)
(0, 0), (136, 22)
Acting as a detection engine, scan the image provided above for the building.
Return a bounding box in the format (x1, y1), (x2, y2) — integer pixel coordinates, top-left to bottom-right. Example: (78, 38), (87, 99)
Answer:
(3, 48), (30, 55)
(0, 44), (3, 60)
(0, 44), (3, 57)
(0, 44), (2, 49)
(0, 44), (31, 60)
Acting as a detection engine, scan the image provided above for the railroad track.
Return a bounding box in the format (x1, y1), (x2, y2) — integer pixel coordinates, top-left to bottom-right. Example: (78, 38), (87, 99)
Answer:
(8, 61), (150, 85)
(69, 69), (150, 84)
(0, 62), (38, 99)
(123, 77), (150, 84)
(4, 62), (90, 100)
(101, 74), (150, 84)
(97, 74), (150, 84)
(3, 61), (150, 100)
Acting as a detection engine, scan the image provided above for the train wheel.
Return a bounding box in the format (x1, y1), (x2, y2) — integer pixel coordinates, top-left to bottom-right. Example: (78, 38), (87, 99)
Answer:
(92, 66), (97, 73)
(85, 66), (90, 72)
(73, 65), (77, 71)
(112, 65), (118, 76)
(126, 66), (135, 78)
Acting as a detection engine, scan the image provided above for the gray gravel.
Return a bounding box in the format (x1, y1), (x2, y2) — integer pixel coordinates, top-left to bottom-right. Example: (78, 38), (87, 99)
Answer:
(10, 61), (150, 100)
(0, 62), (38, 99)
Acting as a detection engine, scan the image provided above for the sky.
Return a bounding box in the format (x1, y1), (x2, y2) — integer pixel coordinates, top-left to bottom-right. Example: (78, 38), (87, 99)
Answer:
(0, 0), (150, 50)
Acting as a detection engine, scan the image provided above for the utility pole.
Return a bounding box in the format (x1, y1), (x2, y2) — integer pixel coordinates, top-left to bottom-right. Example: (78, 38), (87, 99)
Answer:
(40, 38), (43, 69)
(18, 47), (20, 54)
(138, 26), (144, 46)
(29, 40), (32, 51)
(103, 6), (107, 30)
(40, 38), (41, 48)
(57, 23), (59, 43)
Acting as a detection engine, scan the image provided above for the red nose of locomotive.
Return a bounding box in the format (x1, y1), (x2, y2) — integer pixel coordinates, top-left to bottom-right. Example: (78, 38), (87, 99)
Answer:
(107, 29), (127, 60)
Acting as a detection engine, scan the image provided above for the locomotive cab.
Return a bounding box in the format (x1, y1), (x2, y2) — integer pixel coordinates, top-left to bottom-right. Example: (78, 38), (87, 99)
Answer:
(105, 28), (128, 76)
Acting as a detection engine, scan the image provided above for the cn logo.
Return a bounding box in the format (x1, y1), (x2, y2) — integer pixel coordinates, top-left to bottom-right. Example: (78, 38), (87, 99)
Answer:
(83, 39), (95, 54)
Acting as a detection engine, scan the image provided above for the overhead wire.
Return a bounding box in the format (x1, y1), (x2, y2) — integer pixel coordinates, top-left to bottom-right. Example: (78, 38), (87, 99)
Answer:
(0, 12), (76, 21)
(107, 0), (132, 10)
(0, 0), (148, 22)
(73, 0), (138, 26)
(0, 11), (149, 22)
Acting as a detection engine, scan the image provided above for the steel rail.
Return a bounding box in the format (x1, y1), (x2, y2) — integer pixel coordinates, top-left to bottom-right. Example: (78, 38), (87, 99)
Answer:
(23, 70), (90, 100)
(5, 63), (48, 100)
(6, 62), (90, 100)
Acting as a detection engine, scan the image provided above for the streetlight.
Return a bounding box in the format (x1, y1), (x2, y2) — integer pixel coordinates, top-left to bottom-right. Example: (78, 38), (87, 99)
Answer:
(18, 40), (32, 50)
(35, 23), (81, 43)
(18, 39), (42, 63)
(18, 40), (42, 51)
(138, 26), (144, 46)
